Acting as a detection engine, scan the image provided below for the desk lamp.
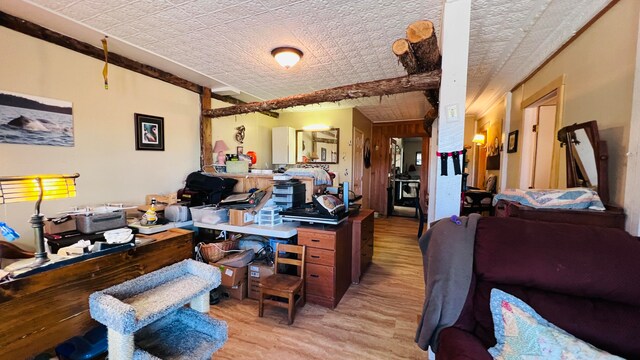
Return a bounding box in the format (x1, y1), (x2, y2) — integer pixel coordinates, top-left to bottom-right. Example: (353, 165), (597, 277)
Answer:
(0, 173), (79, 269)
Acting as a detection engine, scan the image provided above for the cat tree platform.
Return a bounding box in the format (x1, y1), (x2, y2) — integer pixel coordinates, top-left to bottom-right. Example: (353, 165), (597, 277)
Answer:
(89, 259), (227, 359)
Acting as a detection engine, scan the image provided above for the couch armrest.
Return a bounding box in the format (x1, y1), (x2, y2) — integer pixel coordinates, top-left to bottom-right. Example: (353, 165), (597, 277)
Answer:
(436, 327), (492, 360)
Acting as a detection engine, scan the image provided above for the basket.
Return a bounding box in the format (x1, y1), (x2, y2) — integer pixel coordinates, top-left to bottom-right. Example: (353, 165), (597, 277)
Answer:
(198, 237), (240, 263)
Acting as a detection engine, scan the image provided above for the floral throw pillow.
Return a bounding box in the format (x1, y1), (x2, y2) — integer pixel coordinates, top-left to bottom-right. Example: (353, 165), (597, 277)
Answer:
(488, 289), (623, 360)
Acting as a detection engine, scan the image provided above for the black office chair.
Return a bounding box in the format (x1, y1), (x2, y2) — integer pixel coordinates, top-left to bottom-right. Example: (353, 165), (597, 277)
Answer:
(461, 174), (497, 216)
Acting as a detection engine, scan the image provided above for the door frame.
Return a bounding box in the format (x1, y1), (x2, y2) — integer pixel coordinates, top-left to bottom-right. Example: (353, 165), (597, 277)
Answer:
(520, 75), (566, 189)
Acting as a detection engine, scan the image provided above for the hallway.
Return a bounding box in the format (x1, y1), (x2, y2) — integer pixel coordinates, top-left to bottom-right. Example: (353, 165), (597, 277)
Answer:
(212, 216), (427, 359)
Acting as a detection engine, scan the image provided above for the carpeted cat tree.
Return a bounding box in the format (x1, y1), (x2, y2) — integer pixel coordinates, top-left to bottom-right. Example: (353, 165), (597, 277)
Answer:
(89, 259), (227, 359)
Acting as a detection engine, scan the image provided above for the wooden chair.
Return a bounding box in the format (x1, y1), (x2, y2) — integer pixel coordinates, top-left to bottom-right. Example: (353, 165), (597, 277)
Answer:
(258, 243), (306, 325)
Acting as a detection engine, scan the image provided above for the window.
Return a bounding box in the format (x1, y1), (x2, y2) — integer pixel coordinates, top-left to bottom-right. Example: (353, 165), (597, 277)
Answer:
(416, 151), (422, 166)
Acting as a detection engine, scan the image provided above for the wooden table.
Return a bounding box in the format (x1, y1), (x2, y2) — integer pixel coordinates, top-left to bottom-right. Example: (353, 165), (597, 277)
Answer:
(0, 228), (193, 359)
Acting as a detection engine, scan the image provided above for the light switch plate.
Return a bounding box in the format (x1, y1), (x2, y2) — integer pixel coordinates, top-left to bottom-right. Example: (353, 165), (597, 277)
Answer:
(446, 104), (459, 122)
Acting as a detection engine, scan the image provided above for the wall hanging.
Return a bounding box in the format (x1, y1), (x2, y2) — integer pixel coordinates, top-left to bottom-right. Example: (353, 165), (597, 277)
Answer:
(135, 113), (164, 151)
(0, 90), (74, 146)
(364, 138), (371, 168)
(235, 125), (245, 144)
(507, 130), (519, 153)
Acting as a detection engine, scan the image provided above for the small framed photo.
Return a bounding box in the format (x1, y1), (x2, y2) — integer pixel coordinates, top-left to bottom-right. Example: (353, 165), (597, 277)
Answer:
(507, 130), (519, 153)
(236, 146), (244, 156)
(135, 113), (164, 151)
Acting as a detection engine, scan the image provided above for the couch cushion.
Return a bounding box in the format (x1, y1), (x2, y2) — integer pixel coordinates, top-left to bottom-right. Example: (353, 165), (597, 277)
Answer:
(488, 289), (622, 359)
(455, 217), (640, 358)
(474, 217), (640, 306)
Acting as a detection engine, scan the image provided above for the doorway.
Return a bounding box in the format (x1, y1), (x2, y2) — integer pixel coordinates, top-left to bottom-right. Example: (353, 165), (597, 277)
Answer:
(389, 137), (423, 217)
(521, 90), (559, 189)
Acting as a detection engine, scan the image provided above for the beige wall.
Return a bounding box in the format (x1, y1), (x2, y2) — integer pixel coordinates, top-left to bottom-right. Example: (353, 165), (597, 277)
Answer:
(210, 102), (279, 170)
(0, 28), (201, 249)
(504, 0), (640, 205)
(277, 108), (354, 185)
(352, 108), (372, 209)
(506, 86), (524, 188)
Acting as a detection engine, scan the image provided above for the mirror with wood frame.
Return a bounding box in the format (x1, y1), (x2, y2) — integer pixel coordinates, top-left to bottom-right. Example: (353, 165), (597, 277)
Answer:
(296, 128), (340, 164)
(557, 120), (609, 204)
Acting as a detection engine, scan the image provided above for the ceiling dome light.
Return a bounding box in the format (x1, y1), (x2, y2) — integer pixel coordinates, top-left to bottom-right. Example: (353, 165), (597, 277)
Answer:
(271, 47), (303, 69)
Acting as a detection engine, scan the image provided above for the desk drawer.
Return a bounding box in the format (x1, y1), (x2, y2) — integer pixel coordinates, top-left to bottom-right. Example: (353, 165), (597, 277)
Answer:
(298, 230), (336, 251)
(306, 247), (335, 266)
(306, 263), (334, 297)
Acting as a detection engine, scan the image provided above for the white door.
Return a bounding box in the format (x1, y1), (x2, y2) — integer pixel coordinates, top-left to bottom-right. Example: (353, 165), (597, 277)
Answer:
(353, 127), (364, 196)
(532, 105), (557, 188)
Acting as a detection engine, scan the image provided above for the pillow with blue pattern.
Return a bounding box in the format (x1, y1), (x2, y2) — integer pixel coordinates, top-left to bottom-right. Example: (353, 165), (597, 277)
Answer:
(488, 289), (622, 360)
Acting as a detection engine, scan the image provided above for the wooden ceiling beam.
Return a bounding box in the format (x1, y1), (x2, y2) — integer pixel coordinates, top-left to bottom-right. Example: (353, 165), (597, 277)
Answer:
(210, 93), (279, 118)
(203, 70), (441, 118)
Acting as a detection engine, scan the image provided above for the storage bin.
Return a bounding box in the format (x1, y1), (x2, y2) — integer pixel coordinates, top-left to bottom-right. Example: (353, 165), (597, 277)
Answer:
(273, 183), (305, 195)
(75, 211), (126, 234)
(190, 205), (228, 224)
(271, 192), (305, 202)
(225, 161), (249, 174)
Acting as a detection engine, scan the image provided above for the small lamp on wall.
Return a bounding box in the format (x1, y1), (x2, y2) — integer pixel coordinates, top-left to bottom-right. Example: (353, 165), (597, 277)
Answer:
(0, 173), (79, 272)
(472, 134), (486, 146)
(213, 140), (229, 165)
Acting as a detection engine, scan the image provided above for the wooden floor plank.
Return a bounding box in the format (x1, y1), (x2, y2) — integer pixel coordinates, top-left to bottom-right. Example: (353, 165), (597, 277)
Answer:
(211, 216), (427, 359)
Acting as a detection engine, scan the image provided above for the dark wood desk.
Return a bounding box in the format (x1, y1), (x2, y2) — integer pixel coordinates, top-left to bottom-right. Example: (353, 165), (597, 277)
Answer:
(349, 209), (374, 284)
(0, 228), (193, 359)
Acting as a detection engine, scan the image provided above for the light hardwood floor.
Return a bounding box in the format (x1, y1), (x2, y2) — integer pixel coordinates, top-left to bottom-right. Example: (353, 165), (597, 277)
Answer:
(211, 215), (427, 359)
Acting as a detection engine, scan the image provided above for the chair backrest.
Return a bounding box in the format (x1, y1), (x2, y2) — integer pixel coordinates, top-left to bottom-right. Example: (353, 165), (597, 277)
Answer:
(484, 174), (497, 193)
(274, 243), (305, 279)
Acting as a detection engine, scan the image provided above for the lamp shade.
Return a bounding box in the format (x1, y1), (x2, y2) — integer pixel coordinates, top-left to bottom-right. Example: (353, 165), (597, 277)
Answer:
(213, 140), (229, 153)
(0, 173), (78, 204)
(271, 47), (303, 69)
(472, 134), (485, 145)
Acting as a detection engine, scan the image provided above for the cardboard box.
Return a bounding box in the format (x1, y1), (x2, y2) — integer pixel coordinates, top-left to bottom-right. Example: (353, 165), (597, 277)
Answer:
(229, 209), (255, 226)
(247, 261), (275, 300)
(145, 193), (177, 206)
(212, 264), (247, 288)
(44, 216), (77, 234)
(222, 280), (247, 300)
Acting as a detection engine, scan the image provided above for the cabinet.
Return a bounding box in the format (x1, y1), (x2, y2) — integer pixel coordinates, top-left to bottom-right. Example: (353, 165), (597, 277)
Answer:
(298, 223), (352, 309)
(349, 209), (374, 284)
(272, 126), (296, 165)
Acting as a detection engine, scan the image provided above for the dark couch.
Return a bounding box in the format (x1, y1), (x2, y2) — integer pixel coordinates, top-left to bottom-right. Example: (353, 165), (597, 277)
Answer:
(432, 217), (640, 359)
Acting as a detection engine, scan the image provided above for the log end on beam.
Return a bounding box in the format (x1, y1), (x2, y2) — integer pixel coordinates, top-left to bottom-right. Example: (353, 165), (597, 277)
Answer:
(392, 39), (410, 55)
(406, 20), (434, 44)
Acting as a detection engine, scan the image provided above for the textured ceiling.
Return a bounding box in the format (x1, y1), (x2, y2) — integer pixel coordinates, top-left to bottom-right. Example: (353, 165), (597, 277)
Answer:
(1, 0), (612, 121)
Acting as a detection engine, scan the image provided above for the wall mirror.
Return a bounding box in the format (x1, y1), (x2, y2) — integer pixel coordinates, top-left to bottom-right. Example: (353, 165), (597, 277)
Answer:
(296, 128), (340, 164)
(557, 120), (609, 204)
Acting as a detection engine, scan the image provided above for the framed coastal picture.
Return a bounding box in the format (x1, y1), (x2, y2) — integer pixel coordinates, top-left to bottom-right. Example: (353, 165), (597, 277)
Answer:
(0, 90), (74, 146)
(135, 113), (164, 151)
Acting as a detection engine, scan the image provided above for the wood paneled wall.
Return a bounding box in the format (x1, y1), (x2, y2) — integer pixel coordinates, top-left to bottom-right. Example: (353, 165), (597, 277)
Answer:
(371, 121), (429, 215)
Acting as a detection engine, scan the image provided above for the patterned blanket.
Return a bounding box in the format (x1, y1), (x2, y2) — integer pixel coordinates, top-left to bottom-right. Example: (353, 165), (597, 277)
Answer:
(284, 167), (332, 185)
(492, 188), (605, 211)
